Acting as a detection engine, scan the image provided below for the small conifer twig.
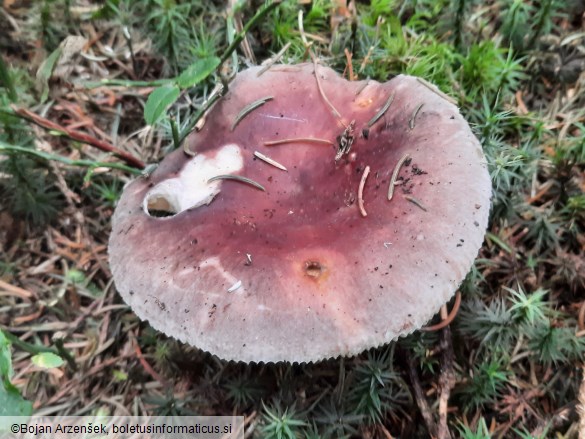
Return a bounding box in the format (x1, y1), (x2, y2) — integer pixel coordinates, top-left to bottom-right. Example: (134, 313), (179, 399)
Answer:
(344, 48), (355, 81)
(10, 106), (145, 169)
(421, 291), (462, 332)
(577, 369), (585, 437)
(257, 42), (291, 77)
(406, 354), (438, 437)
(130, 331), (170, 388)
(298, 10), (310, 50)
(311, 54), (344, 125)
(0, 141), (143, 175)
(578, 300), (585, 332)
(219, 1), (282, 66)
(437, 305), (455, 439)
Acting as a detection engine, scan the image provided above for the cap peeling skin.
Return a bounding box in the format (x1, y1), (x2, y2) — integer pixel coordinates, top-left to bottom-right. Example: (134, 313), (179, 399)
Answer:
(109, 63), (492, 363)
(144, 143), (244, 214)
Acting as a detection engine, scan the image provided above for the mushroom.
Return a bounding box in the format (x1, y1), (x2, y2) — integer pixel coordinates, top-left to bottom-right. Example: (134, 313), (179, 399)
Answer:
(108, 63), (491, 363)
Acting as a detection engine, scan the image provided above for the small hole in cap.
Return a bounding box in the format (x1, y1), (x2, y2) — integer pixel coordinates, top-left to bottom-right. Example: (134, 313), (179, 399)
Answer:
(145, 195), (177, 218)
(305, 260), (325, 279)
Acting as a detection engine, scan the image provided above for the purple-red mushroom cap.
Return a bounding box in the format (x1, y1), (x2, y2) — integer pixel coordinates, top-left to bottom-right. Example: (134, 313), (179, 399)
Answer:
(108, 63), (491, 363)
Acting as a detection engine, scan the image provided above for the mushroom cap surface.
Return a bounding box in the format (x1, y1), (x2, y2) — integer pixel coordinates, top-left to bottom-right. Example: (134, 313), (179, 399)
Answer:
(109, 63), (491, 363)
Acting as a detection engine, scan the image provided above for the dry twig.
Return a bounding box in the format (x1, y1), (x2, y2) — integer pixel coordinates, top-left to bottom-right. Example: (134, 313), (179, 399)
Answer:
(437, 304), (455, 439)
(264, 137), (334, 146)
(312, 55), (344, 123)
(580, 367), (585, 439)
(388, 153), (410, 201)
(422, 291), (462, 332)
(11, 106), (145, 169)
(130, 331), (170, 388)
(358, 166), (370, 217)
(578, 300), (585, 332)
(257, 42), (291, 77)
(344, 48), (355, 81)
(407, 354), (438, 438)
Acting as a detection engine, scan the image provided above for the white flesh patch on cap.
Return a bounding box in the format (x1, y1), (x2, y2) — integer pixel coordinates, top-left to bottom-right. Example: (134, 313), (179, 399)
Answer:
(143, 144), (243, 216)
